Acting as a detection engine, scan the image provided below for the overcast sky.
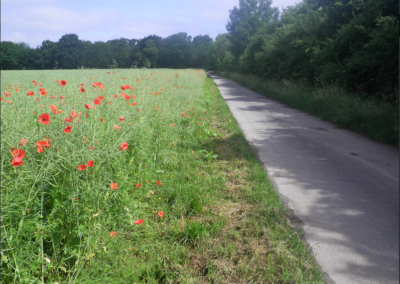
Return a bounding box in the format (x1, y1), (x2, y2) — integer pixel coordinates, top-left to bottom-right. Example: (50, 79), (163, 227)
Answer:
(2, 0), (301, 48)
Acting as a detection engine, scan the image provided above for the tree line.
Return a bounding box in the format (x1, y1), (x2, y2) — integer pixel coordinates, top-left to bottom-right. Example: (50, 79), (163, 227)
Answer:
(1, 0), (398, 104)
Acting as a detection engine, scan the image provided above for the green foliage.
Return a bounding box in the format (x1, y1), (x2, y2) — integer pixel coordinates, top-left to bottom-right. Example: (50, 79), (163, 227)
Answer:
(225, 0), (399, 105)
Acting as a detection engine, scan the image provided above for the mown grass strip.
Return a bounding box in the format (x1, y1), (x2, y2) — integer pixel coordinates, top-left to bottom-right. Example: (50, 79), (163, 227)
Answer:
(216, 71), (399, 147)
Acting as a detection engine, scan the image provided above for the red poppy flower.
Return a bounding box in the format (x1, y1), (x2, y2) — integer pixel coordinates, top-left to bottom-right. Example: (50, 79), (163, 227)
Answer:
(87, 160), (94, 167)
(134, 219), (143, 225)
(4, 92), (11, 97)
(94, 99), (101, 105)
(97, 95), (104, 101)
(12, 157), (23, 167)
(119, 116), (124, 122)
(59, 96), (65, 99)
(38, 114), (50, 125)
(10, 148), (25, 159)
(78, 164), (87, 171)
(100, 118), (105, 123)
(132, 95), (136, 98)
(157, 181), (162, 186)
(39, 90), (47, 96)
(19, 138), (28, 146)
(158, 211), (164, 218)
(27, 91), (34, 96)
(136, 183), (141, 188)
(113, 125), (122, 130)
(33, 80), (37, 83)
(0, 97), (3, 101)
(172, 124), (175, 127)
(108, 101), (111, 105)
(133, 102), (137, 105)
(120, 85), (130, 90)
(36, 146), (44, 153)
(113, 94), (118, 98)
(110, 183), (118, 190)
(124, 95), (130, 100)
(85, 104), (91, 109)
(36, 140), (51, 148)
(64, 125), (72, 133)
(89, 146), (95, 150)
(191, 150), (194, 153)
(110, 231), (117, 237)
(69, 110), (80, 118)
(119, 143), (128, 150)
(80, 88), (85, 93)
(15, 89), (19, 92)
(64, 117), (72, 123)
(107, 72), (110, 74)
(55, 79), (59, 82)
(60, 80), (67, 86)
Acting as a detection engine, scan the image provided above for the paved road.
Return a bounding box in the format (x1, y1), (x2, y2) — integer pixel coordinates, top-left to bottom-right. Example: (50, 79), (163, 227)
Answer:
(211, 74), (399, 284)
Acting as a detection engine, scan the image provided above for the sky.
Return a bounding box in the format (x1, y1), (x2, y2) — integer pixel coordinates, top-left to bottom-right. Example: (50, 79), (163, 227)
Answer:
(1, 0), (301, 48)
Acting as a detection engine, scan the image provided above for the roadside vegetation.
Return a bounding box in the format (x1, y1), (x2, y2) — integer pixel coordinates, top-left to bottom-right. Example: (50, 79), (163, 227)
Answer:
(216, 71), (399, 146)
(1, 69), (325, 283)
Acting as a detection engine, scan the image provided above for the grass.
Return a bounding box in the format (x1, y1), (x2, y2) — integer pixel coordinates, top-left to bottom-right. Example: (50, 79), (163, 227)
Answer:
(216, 71), (399, 147)
(1, 68), (325, 283)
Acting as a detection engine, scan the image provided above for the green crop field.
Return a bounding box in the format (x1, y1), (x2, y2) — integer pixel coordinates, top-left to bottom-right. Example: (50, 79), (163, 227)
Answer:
(1, 69), (324, 283)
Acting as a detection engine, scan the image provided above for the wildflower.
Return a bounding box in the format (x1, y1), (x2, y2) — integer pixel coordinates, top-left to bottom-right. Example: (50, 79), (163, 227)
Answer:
(60, 80), (67, 86)
(94, 99), (101, 105)
(64, 117), (72, 123)
(119, 143), (128, 150)
(87, 160), (94, 168)
(89, 146), (95, 150)
(191, 150), (194, 154)
(124, 95), (130, 100)
(80, 88), (85, 93)
(113, 125), (122, 130)
(97, 95), (104, 101)
(12, 157), (23, 167)
(11, 148), (25, 159)
(19, 138), (28, 146)
(100, 118), (105, 122)
(59, 96), (65, 99)
(108, 101), (111, 105)
(136, 183), (141, 188)
(120, 85), (130, 90)
(110, 231), (117, 237)
(119, 116), (124, 122)
(157, 181), (162, 186)
(64, 125), (72, 133)
(55, 79), (59, 82)
(36, 140), (51, 148)
(38, 114), (50, 125)
(134, 219), (143, 225)
(113, 94), (118, 98)
(85, 104), (91, 109)
(78, 164), (87, 171)
(158, 211), (164, 218)
(39, 90), (47, 96)
(204, 111), (207, 114)
(172, 124), (175, 127)
(110, 183), (118, 190)
(27, 91), (34, 96)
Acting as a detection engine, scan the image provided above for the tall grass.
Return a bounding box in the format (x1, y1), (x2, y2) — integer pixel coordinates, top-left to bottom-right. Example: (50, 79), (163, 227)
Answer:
(1, 69), (325, 283)
(217, 71), (399, 146)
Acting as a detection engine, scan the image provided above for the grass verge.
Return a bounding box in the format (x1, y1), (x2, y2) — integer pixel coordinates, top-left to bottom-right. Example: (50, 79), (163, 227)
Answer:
(216, 71), (399, 147)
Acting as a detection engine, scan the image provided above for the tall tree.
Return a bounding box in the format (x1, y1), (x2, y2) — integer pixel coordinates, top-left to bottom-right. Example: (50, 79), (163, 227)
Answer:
(226, 0), (279, 58)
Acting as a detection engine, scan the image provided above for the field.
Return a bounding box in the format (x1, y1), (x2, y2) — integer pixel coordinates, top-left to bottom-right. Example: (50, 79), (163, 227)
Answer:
(1, 69), (324, 283)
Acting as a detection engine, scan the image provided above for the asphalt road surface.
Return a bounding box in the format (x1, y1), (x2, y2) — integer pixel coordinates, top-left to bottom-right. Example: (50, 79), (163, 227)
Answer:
(211, 74), (399, 284)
